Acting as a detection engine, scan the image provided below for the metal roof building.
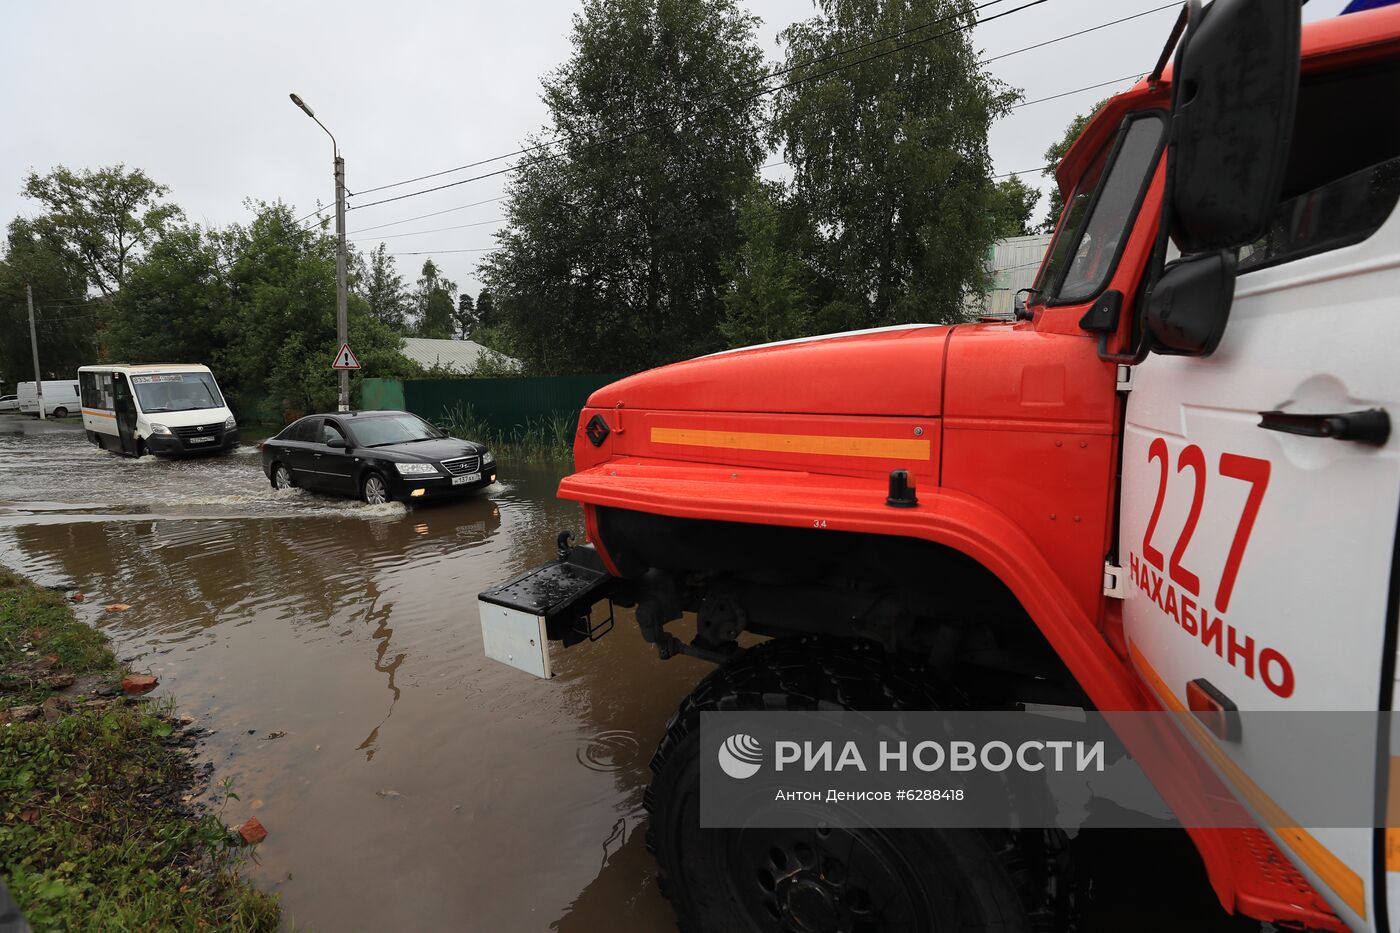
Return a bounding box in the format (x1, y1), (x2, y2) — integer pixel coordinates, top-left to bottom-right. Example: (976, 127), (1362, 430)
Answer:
(965, 233), (1053, 320)
(398, 337), (520, 374)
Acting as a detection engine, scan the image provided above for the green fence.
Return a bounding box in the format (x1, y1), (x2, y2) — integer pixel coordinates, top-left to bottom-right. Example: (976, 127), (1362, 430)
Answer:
(361, 374), (624, 433)
(360, 377), (405, 413)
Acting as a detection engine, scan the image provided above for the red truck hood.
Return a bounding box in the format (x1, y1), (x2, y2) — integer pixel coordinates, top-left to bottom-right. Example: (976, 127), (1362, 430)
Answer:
(585, 324), (952, 417)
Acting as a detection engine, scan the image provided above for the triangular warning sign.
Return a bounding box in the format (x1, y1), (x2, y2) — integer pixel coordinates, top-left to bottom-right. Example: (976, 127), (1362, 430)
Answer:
(332, 343), (361, 370)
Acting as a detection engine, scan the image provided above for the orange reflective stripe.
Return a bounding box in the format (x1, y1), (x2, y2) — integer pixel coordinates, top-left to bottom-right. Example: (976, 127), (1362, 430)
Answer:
(651, 427), (930, 461)
(1130, 643), (1367, 919)
(81, 408), (115, 418)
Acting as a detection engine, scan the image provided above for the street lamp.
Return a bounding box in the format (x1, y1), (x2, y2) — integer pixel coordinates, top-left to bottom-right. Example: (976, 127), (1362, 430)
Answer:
(290, 92), (350, 413)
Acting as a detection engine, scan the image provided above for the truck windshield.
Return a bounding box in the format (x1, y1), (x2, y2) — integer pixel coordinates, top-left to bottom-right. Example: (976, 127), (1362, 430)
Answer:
(1037, 113), (1166, 305)
(131, 372), (224, 413)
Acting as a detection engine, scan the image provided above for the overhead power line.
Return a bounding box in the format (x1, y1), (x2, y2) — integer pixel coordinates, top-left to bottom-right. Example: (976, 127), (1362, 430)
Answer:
(1009, 73), (1144, 110)
(980, 2), (1177, 65)
(385, 248), (495, 256)
(347, 196), (507, 235)
(993, 164), (1053, 179)
(346, 0), (1172, 219)
(353, 217), (506, 241)
(352, 0), (1016, 199)
(347, 0), (1053, 212)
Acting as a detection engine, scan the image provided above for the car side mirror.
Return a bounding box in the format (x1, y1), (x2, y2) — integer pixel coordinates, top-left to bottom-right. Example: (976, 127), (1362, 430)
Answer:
(326, 437), (346, 449)
(1145, 250), (1237, 357)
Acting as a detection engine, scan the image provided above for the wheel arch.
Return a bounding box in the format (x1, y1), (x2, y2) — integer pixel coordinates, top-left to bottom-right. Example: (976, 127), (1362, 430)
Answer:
(582, 488), (1150, 715)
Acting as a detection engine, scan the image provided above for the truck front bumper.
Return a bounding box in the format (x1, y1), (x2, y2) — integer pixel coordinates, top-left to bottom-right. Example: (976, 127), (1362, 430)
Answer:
(477, 540), (614, 678)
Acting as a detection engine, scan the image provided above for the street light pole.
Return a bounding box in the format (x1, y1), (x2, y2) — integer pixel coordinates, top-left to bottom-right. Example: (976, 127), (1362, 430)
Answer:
(26, 284), (45, 421)
(290, 93), (350, 413)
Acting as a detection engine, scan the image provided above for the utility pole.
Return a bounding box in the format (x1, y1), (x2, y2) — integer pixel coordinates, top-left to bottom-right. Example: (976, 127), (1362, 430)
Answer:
(25, 284), (45, 421)
(334, 153), (349, 412)
(290, 92), (350, 412)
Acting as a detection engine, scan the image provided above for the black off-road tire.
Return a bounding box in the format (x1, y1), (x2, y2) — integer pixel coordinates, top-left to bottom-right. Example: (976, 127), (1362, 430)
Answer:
(645, 636), (1074, 933)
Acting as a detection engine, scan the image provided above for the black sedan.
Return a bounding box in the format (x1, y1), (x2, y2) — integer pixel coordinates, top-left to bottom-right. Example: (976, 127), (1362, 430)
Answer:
(260, 410), (496, 503)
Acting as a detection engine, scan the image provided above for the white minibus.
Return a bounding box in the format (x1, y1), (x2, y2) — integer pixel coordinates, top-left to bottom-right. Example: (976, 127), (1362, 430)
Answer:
(77, 364), (239, 457)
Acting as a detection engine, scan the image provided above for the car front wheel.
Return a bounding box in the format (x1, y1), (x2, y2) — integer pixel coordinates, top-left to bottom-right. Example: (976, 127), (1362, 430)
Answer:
(272, 464), (295, 489)
(362, 472), (389, 504)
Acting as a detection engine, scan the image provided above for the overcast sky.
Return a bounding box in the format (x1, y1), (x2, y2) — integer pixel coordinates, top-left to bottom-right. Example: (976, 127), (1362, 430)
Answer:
(0, 0), (1350, 302)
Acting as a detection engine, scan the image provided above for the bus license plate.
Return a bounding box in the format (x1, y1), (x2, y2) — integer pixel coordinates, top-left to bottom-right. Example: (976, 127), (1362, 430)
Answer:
(189, 436), (214, 444)
(452, 472), (481, 485)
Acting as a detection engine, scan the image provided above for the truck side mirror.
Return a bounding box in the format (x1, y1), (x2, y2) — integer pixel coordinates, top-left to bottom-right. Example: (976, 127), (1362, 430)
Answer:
(1145, 251), (1237, 356)
(1145, 0), (1299, 358)
(1168, 0), (1300, 253)
(1012, 289), (1033, 321)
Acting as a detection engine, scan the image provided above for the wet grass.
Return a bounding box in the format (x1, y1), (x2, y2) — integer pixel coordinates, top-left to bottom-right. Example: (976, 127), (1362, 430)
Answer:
(439, 403), (576, 462)
(235, 422), (283, 445)
(0, 569), (279, 931)
(0, 576), (113, 703)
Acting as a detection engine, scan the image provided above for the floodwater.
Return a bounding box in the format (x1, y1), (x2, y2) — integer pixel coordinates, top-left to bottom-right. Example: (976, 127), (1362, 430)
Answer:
(0, 415), (1246, 932)
(0, 416), (707, 931)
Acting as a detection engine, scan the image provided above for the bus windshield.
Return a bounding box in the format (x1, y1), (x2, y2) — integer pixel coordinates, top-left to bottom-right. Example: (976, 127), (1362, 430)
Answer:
(131, 372), (224, 413)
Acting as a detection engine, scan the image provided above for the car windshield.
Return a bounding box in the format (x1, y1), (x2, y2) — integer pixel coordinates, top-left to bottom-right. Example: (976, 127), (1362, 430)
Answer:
(349, 414), (444, 447)
(131, 372), (224, 413)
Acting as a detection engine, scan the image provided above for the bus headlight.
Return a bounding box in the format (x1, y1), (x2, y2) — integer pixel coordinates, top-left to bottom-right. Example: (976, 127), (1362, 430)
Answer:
(223, 416), (237, 430)
(395, 462), (439, 476)
(149, 423), (172, 436)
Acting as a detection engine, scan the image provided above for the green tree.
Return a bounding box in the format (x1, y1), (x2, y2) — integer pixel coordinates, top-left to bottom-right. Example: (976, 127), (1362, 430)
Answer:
(105, 225), (224, 365)
(719, 182), (812, 347)
(413, 259), (457, 339)
(215, 202), (418, 419)
(479, 0), (767, 374)
(454, 293), (476, 339)
(1038, 100), (1106, 233)
(0, 219), (93, 385)
(22, 165), (182, 297)
(355, 243), (411, 330)
(989, 175), (1041, 239)
(475, 289), (497, 330)
(772, 0), (1018, 327)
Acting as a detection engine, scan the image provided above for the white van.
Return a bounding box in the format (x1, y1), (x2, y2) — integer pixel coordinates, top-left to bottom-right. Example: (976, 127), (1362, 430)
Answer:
(17, 380), (81, 418)
(77, 364), (239, 457)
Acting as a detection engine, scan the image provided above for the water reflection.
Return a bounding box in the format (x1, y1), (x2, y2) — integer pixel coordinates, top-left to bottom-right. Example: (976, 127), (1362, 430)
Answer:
(0, 427), (705, 930)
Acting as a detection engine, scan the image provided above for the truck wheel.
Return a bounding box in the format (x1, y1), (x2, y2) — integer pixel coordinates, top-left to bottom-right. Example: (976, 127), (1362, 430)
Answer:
(52, 407), (68, 418)
(645, 636), (1073, 933)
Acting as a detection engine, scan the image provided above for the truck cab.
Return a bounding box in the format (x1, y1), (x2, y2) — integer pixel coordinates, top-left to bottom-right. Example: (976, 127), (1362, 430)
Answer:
(480, 3), (1400, 930)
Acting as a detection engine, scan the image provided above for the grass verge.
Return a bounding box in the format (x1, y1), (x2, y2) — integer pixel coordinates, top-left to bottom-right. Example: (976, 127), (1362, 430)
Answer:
(0, 569), (278, 931)
(438, 403), (575, 462)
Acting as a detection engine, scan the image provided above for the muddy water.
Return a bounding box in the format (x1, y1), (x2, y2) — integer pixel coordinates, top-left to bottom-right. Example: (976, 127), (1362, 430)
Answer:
(0, 420), (710, 931)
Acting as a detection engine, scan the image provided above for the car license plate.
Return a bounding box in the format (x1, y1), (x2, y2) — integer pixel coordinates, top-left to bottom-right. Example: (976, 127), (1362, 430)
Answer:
(189, 435), (214, 444)
(452, 472), (481, 485)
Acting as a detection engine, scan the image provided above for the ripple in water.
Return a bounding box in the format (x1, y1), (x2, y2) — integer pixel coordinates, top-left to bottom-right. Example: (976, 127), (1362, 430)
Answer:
(576, 730), (642, 773)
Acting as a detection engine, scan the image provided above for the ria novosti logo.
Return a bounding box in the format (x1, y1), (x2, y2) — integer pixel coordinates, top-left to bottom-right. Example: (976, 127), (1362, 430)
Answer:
(718, 733), (764, 779)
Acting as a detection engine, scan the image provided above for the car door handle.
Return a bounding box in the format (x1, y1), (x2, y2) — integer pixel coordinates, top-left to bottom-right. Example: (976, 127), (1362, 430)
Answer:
(1258, 408), (1390, 445)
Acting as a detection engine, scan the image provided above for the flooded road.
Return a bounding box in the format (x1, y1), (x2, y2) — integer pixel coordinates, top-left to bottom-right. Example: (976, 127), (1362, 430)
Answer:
(0, 416), (707, 931)
(0, 415), (1247, 931)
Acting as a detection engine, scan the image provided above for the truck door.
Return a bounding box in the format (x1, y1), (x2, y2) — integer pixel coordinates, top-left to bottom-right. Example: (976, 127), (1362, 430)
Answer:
(1121, 60), (1400, 930)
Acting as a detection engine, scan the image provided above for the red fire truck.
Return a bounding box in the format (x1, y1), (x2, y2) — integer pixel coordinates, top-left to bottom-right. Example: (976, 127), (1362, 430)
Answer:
(479, 1), (1400, 929)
